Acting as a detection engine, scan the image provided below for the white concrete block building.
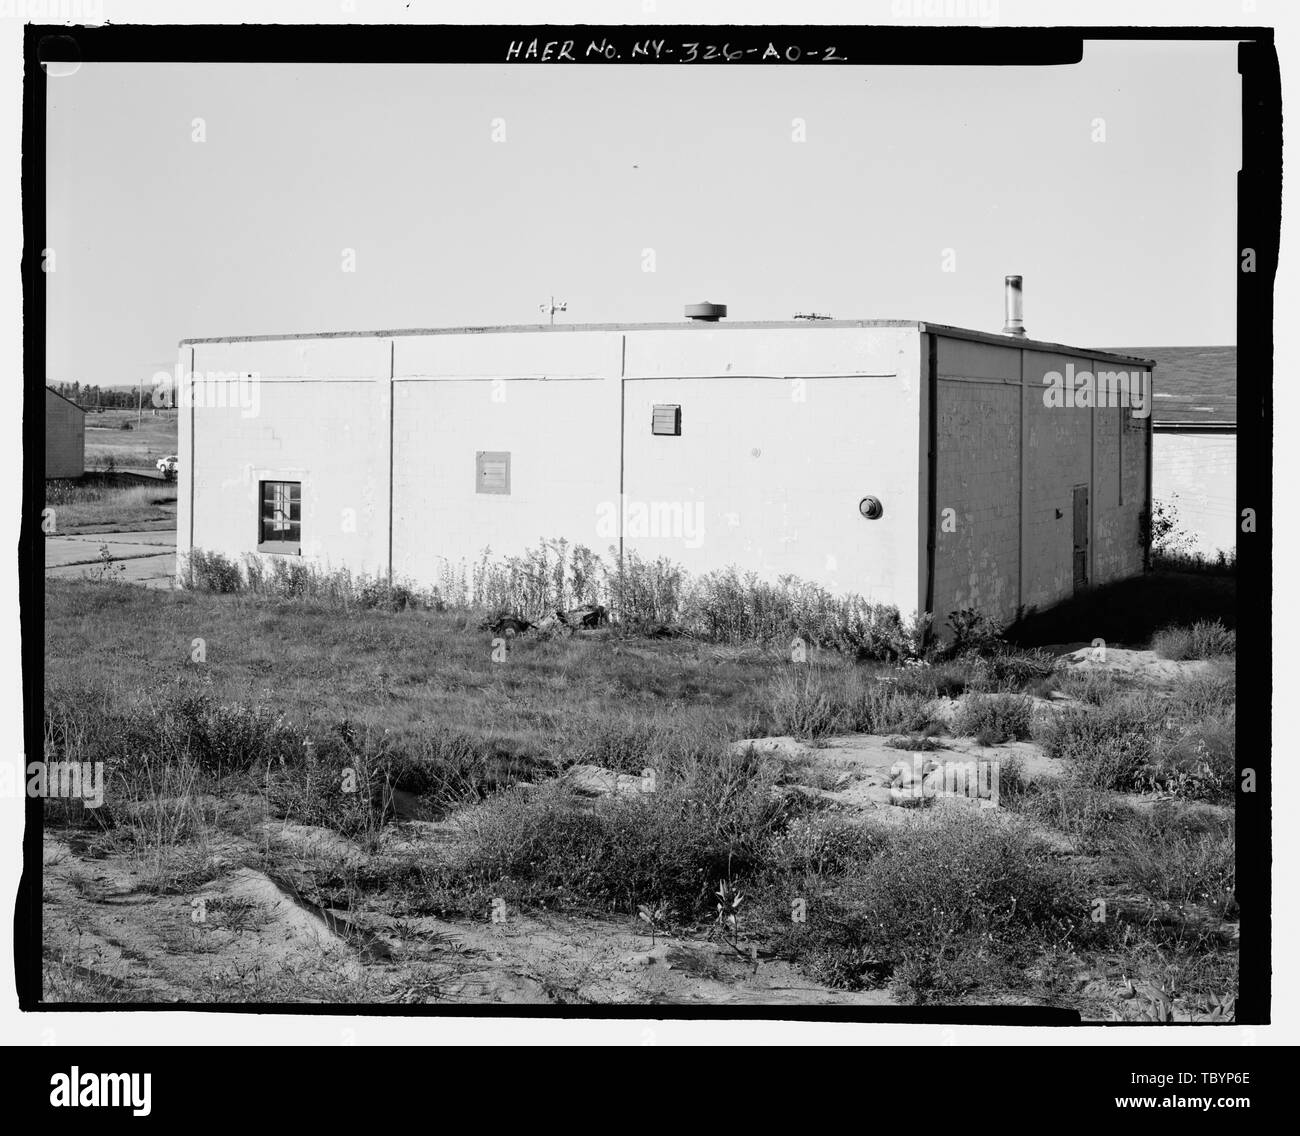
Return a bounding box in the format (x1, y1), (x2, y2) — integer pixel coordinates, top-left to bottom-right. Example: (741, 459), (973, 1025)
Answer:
(1119, 346), (1236, 558)
(176, 302), (1154, 627)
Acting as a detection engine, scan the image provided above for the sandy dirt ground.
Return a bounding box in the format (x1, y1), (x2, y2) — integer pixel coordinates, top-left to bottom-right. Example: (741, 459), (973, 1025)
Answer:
(41, 812), (897, 1007)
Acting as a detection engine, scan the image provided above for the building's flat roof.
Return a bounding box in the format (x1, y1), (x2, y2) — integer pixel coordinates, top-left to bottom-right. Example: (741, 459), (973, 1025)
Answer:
(180, 319), (1155, 369)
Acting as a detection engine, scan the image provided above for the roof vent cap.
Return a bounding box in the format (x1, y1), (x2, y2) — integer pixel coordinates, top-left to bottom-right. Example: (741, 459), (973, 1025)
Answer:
(685, 301), (727, 322)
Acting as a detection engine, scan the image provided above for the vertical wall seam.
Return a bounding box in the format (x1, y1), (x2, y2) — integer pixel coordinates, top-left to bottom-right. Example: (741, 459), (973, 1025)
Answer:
(1145, 363), (1155, 570)
(1018, 346), (1026, 613)
(388, 338), (395, 583)
(618, 334), (626, 565)
(1090, 357), (1097, 584)
(1118, 373), (1125, 508)
(923, 333), (937, 617)
(188, 346), (195, 559)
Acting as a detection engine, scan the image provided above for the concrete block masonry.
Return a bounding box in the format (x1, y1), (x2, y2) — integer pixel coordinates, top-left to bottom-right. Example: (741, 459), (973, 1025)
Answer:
(177, 315), (1152, 630)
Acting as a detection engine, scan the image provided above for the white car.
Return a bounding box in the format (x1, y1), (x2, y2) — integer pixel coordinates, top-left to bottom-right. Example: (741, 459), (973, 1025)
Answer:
(156, 454), (179, 479)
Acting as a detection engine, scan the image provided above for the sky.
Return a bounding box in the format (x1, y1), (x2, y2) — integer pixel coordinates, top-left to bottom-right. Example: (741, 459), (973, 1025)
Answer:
(44, 41), (1241, 389)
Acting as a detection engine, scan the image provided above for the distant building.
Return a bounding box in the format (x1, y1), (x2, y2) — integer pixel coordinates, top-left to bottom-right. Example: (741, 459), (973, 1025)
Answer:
(1109, 347), (1236, 556)
(45, 387), (85, 479)
(179, 281), (1155, 628)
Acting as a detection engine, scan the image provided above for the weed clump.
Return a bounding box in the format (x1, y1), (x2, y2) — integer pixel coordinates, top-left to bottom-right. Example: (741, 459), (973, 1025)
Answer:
(1152, 620), (1236, 661)
(950, 693), (1035, 745)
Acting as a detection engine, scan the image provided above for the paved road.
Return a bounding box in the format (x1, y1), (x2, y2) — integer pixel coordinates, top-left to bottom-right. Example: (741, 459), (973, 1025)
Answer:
(45, 529), (177, 589)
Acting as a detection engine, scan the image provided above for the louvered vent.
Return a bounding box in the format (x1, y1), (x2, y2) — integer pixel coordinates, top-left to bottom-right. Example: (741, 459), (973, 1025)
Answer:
(652, 405), (681, 436)
(476, 451), (511, 494)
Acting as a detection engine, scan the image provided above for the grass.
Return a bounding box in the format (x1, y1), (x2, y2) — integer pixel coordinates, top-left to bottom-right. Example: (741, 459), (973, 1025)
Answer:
(1037, 700), (1157, 793)
(44, 579), (776, 820)
(45, 478), (177, 530)
(447, 745), (796, 920)
(1112, 804), (1236, 920)
(1034, 667), (1233, 802)
(766, 811), (1098, 1001)
(43, 564), (1237, 1010)
(766, 666), (938, 739)
(950, 693), (1036, 745)
(1151, 619), (1236, 660)
(1053, 668), (1121, 706)
(83, 407), (178, 469)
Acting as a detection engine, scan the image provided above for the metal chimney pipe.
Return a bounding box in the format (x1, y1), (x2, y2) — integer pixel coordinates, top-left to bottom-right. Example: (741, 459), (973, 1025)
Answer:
(1003, 275), (1026, 337)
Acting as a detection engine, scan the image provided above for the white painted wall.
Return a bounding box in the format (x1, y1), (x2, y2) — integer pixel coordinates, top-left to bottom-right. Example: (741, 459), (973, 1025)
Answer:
(621, 327), (922, 609)
(177, 325), (924, 613)
(392, 330), (624, 588)
(1153, 431), (1236, 555)
(179, 337), (391, 577)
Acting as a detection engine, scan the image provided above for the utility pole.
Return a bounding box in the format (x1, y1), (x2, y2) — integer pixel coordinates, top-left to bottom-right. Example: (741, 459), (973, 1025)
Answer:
(539, 295), (567, 325)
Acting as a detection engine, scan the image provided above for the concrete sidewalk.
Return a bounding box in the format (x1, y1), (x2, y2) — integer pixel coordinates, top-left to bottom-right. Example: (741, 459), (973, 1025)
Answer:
(45, 529), (176, 588)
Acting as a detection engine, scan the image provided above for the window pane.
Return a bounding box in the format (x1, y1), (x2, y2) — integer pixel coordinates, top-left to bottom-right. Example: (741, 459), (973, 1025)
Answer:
(259, 481), (302, 547)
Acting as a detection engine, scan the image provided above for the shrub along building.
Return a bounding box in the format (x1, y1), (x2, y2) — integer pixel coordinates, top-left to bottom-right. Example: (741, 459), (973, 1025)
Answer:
(175, 278), (1154, 629)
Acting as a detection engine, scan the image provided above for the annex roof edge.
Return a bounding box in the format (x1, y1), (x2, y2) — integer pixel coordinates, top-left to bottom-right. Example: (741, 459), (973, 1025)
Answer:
(179, 319), (1155, 370)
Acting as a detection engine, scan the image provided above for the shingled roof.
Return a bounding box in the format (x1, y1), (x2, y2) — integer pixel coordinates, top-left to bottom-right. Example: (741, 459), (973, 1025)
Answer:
(1104, 345), (1236, 426)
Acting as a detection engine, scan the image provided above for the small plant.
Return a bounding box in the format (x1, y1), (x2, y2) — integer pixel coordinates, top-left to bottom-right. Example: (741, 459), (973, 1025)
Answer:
(1134, 981), (1176, 1023)
(1199, 992), (1236, 1023)
(637, 901), (670, 948)
(92, 543), (126, 581)
(712, 879), (749, 961)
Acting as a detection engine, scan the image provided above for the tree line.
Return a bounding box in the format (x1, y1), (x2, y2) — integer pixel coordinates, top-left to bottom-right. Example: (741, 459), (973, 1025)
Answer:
(49, 382), (173, 410)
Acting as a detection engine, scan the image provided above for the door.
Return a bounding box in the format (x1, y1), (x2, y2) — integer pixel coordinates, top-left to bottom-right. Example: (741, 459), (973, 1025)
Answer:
(1072, 485), (1089, 590)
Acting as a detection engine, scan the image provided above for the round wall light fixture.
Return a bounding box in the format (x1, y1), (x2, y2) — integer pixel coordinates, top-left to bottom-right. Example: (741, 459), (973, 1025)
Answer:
(859, 496), (884, 520)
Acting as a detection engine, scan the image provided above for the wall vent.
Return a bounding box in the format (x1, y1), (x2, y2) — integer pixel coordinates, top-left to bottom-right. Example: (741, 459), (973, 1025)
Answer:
(476, 451), (511, 494)
(652, 405), (682, 436)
